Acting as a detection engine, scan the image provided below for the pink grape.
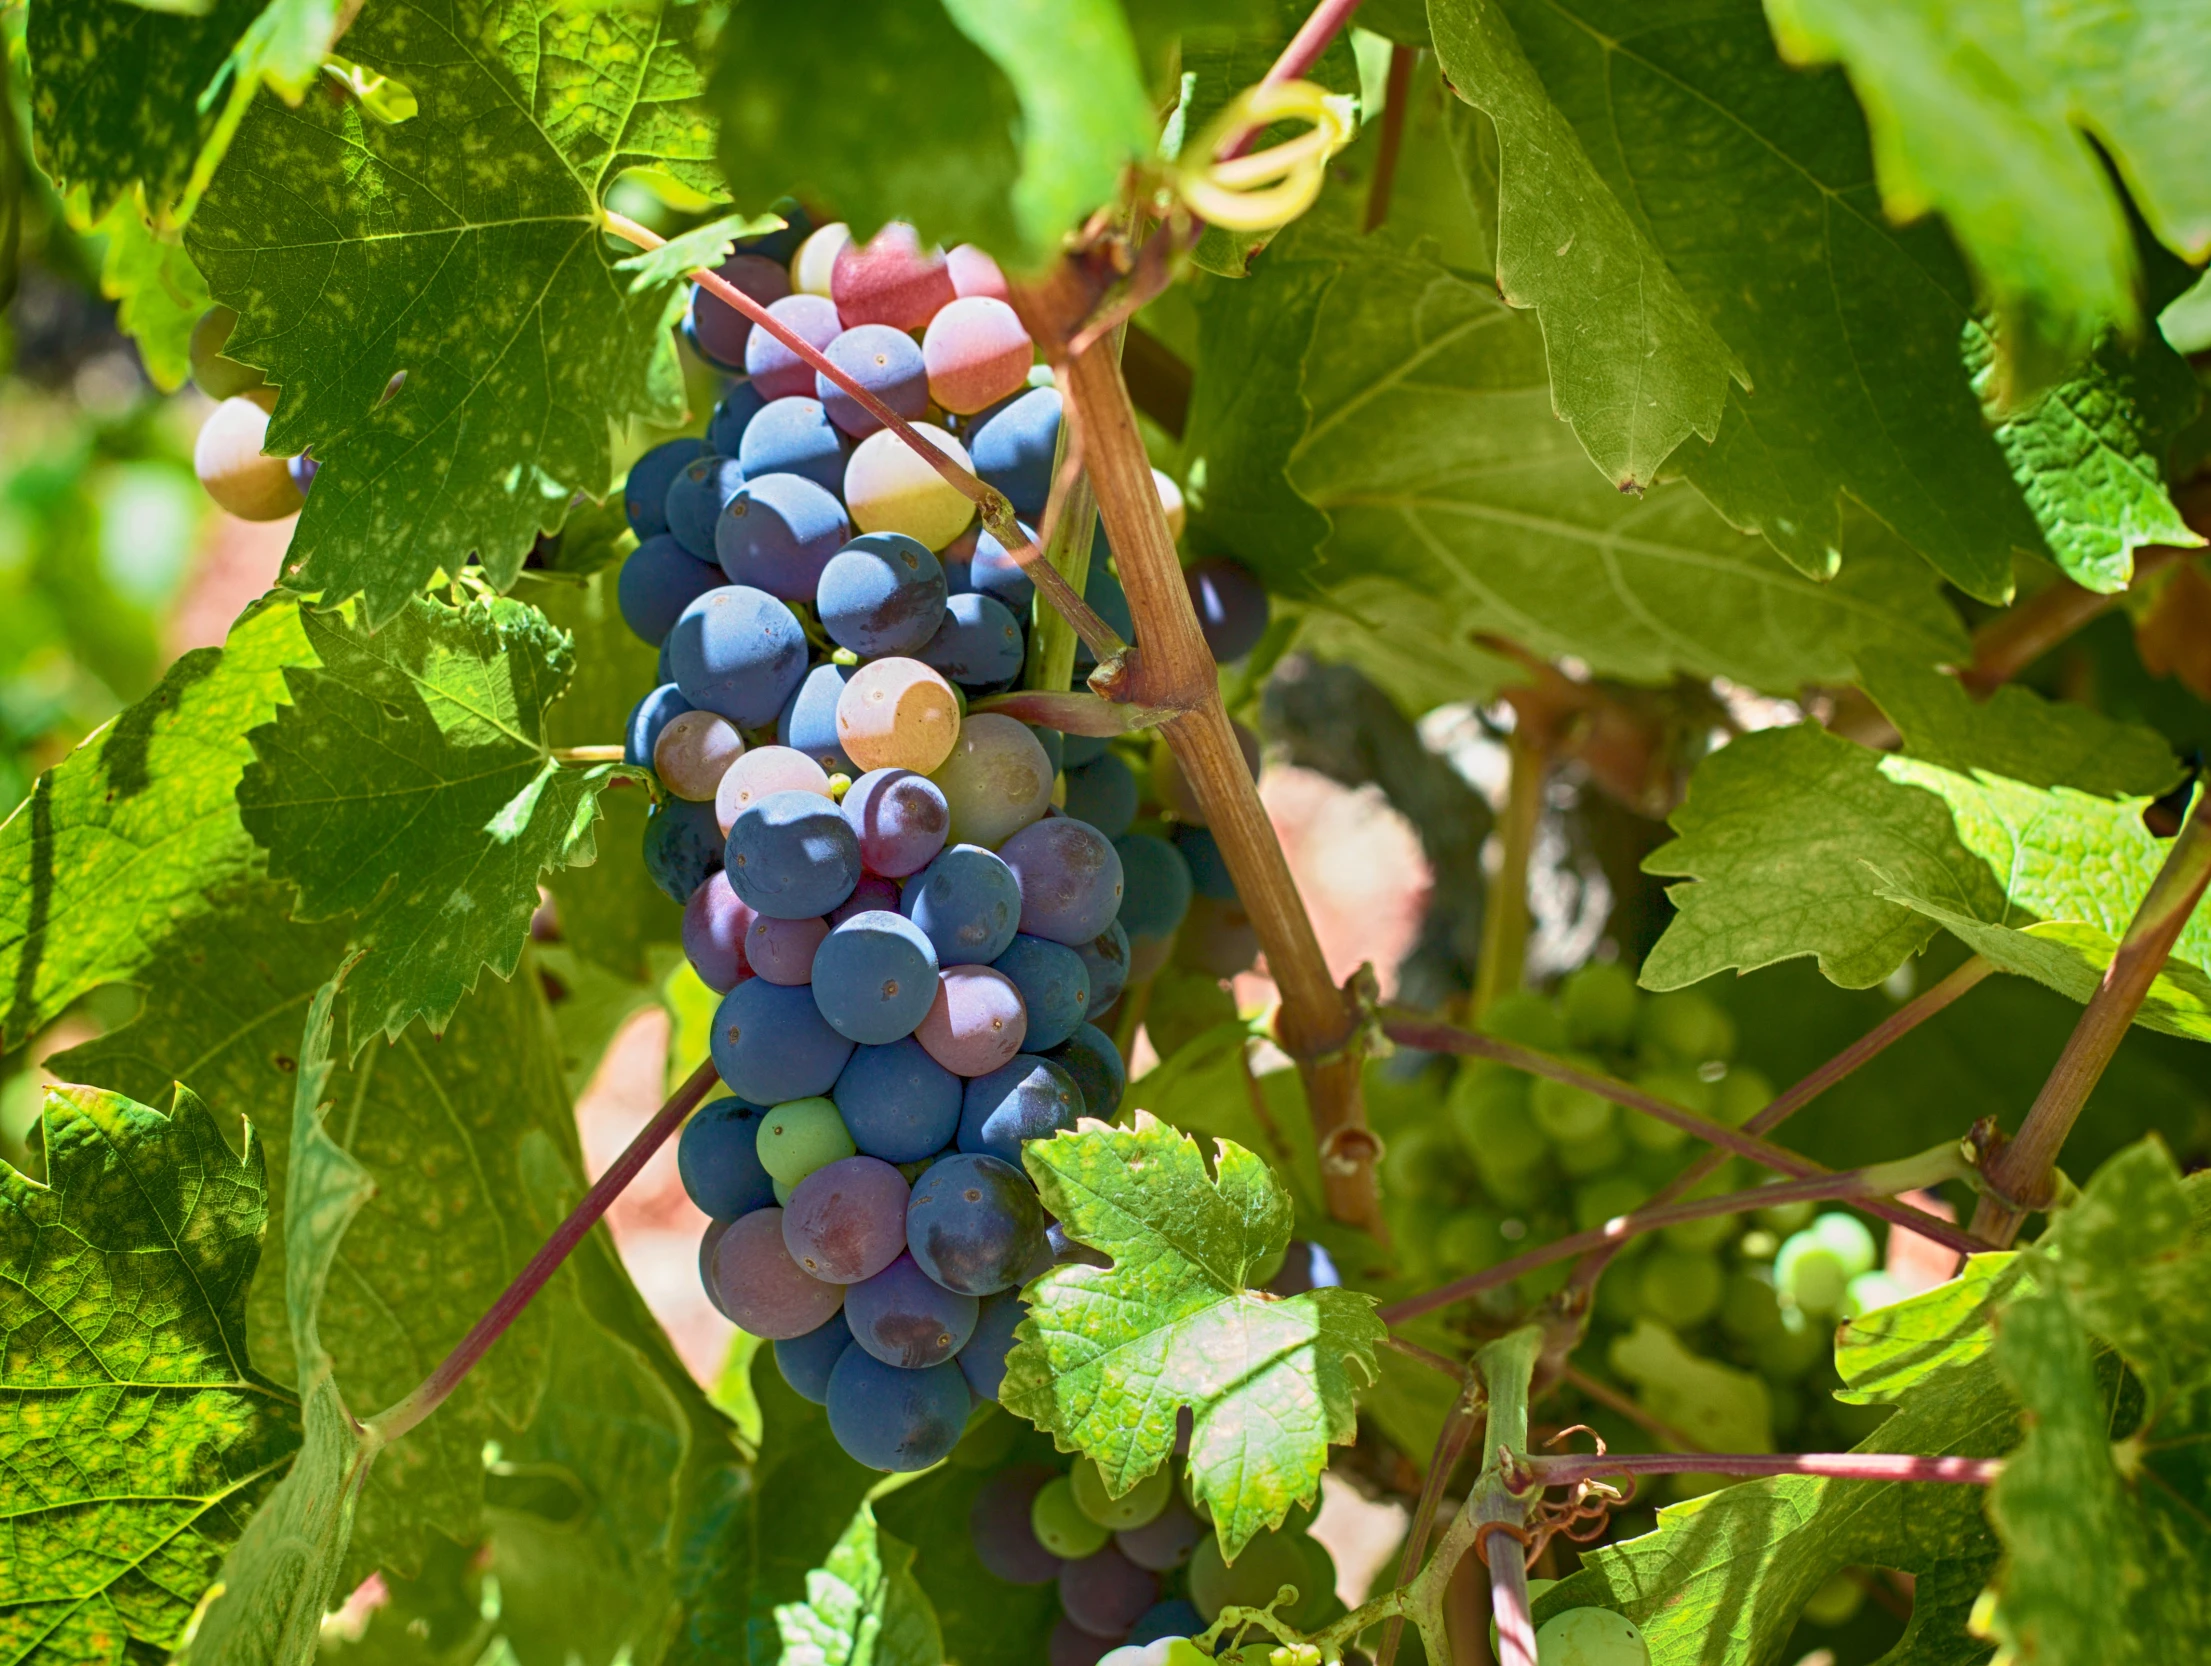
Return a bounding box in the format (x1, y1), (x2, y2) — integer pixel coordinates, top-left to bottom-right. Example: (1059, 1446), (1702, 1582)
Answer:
(745, 293), (844, 400)
(1059, 1547), (1157, 1639)
(654, 708), (744, 800)
(842, 768), (952, 876)
(717, 744), (833, 835)
(915, 965), (1028, 1076)
(683, 871), (756, 992)
(835, 657), (962, 774)
(707, 1208), (844, 1338)
(923, 297), (1034, 415)
(782, 1155), (910, 1283)
(947, 244), (1011, 302)
(832, 873), (903, 924)
(832, 222), (955, 329)
(843, 424), (976, 551)
(692, 254), (791, 366)
(746, 912), (830, 984)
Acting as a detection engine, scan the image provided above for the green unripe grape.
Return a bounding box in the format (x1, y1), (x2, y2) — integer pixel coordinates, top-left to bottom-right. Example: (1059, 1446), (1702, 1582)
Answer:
(1561, 962), (1640, 1048)
(1801, 1569), (1864, 1627)
(1382, 1121), (1465, 1203)
(755, 1098), (856, 1187)
(1100, 1643), (1213, 1666)
(1774, 1231), (1849, 1315)
(1623, 1069), (1712, 1150)
(1714, 1066), (1771, 1126)
(1809, 1212), (1878, 1278)
(1437, 1207), (1507, 1273)
(1755, 1196), (1817, 1234)
(1449, 1064), (1546, 1172)
(1574, 1175), (1647, 1234)
(1390, 1197), (1452, 1284)
(1070, 1455), (1171, 1529)
(1634, 992), (1735, 1066)
(1660, 1210), (1739, 1252)
(1531, 1073), (1614, 1144)
(189, 306), (268, 399)
(1753, 1305), (1829, 1378)
(1479, 990), (1570, 1053)
(1554, 1121), (1624, 1178)
(1476, 1154), (1551, 1210)
(1188, 1529), (1308, 1623)
(1843, 1269), (1908, 1319)
(1290, 1533), (1339, 1629)
(1030, 1476), (1110, 1558)
(1637, 1246), (1723, 1327)
(1492, 1579), (1557, 1654)
(1535, 1605), (1651, 1665)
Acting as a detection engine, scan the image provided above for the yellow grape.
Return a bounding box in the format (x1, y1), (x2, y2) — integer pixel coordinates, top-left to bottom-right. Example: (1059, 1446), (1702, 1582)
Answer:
(837, 658), (961, 774)
(843, 423), (975, 550)
(792, 222), (851, 298)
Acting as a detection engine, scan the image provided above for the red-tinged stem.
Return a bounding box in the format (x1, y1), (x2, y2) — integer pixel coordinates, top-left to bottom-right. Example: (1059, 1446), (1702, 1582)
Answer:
(1972, 784), (2211, 1244)
(1379, 1011), (1985, 1256)
(1217, 0), (1368, 161)
(1559, 1363), (1702, 1453)
(1362, 43), (1417, 233)
(1511, 1451), (2003, 1489)
(1377, 1377), (1487, 1666)
(601, 211), (1121, 659)
(968, 690), (1187, 735)
(368, 1056), (721, 1443)
(1490, 1551), (1536, 1666)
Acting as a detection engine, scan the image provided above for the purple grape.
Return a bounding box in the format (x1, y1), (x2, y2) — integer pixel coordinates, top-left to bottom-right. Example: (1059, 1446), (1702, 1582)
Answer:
(845, 1252), (978, 1368)
(811, 910), (940, 1043)
(989, 935), (1090, 1052)
(665, 453), (747, 560)
(1047, 1617), (1118, 1666)
(834, 1037), (963, 1162)
(700, 1218), (733, 1318)
(818, 324), (929, 437)
(706, 1208), (844, 1339)
(1114, 834), (1193, 942)
(1116, 1495), (1204, 1572)
(643, 796), (723, 903)
(715, 472), (850, 601)
(831, 873), (903, 925)
(783, 1155), (911, 1283)
(957, 1290), (1026, 1401)
(680, 1096), (775, 1220)
(708, 381), (768, 456)
(970, 1463), (1061, 1584)
(683, 870), (754, 992)
(745, 294), (843, 401)
(1075, 922), (1129, 1018)
(902, 844), (1022, 965)
(625, 436), (704, 538)
(745, 912), (829, 984)
(776, 662), (860, 779)
(626, 682), (693, 768)
(918, 592), (1024, 689)
(667, 584), (809, 727)
(1183, 556), (1271, 662)
(907, 1152), (1044, 1296)
(1063, 754), (1138, 839)
(842, 769), (950, 878)
(1000, 819), (1124, 945)
(725, 789), (863, 919)
(736, 397), (849, 496)
(818, 533), (949, 658)
(689, 254), (791, 368)
(1047, 1024), (1125, 1123)
(959, 1056), (1084, 1164)
(774, 1308), (853, 1403)
(916, 966), (1029, 1077)
(619, 534), (724, 645)
(825, 1348), (971, 1473)
(712, 979), (856, 1103)
(1059, 1547), (1157, 1639)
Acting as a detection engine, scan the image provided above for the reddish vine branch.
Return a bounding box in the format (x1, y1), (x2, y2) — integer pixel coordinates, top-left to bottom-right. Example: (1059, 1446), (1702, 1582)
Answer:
(1511, 1450), (2002, 1489)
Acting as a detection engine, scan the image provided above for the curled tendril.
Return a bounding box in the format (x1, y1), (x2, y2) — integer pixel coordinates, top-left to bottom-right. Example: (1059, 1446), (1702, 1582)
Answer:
(1175, 79), (1357, 231)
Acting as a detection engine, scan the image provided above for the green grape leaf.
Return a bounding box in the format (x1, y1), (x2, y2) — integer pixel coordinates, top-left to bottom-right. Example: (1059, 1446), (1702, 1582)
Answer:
(1762, 0), (2211, 400)
(774, 1501), (943, 1666)
(177, 977), (379, 1666)
(1184, 224), (1969, 698)
(0, 594), (312, 1052)
(1424, 0), (1744, 488)
(237, 593), (632, 1047)
(89, 194), (213, 391)
(1606, 1319), (1774, 1456)
(1002, 1113), (1385, 1559)
(0, 1081), (300, 1666)
(186, 0), (719, 624)
(1834, 1252), (2028, 1406)
(613, 210), (789, 293)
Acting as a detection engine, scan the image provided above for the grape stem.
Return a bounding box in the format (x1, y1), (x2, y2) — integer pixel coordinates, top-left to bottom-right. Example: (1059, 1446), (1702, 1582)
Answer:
(1471, 719), (1550, 1020)
(1509, 1450), (2003, 1488)
(1362, 44), (1418, 233)
(1971, 780), (2211, 1245)
(366, 1056), (721, 1444)
(968, 689), (1187, 735)
(1375, 1375), (1487, 1666)
(551, 744), (626, 764)
(598, 211), (1124, 660)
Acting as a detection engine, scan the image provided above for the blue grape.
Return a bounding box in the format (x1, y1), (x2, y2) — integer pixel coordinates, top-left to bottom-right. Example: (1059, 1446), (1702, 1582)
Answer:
(1063, 754), (1138, 839)
(1000, 818), (1124, 944)
(712, 978), (856, 1103)
(960, 523), (1037, 612)
(902, 844), (1022, 965)
(625, 683), (693, 768)
(1046, 1220), (1109, 1271)
(1048, 1025), (1125, 1121)
(959, 1055), (1084, 1163)
(700, 1219), (733, 1319)
(990, 935), (1090, 1052)
(1029, 725), (1065, 775)
(1183, 557), (1270, 662)
(708, 381), (768, 456)
(774, 1309), (853, 1404)
(1172, 826), (1237, 901)
(667, 585), (809, 726)
(845, 1252), (979, 1368)
(841, 768), (951, 877)
(745, 295), (844, 400)
(1128, 1600), (1205, 1646)
(1062, 732), (1108, 768)
(812, 910), (941, 1043)
(777, 662), (859, 777)
(737, 397), (848, 495)
(678, 1097), (775, 1218)
(958, 1290), (1025, 1401)
(624, 437), (704, 538)
(1073, 568), (1134, 672)
(642, 797), (723, 903)
(918, 593), (1024, 689)
(726, 789), (863, 919)
(825, 1349), (971, 1472)
(907, 1152), (1044, 1296)
(715, 472), (850, 600)
(968, 387), (1059, 518)
(665, 453), (747, 561)
(619, 534), (724, 645)
(818, 533), (949, 658)
(1075, 922), (1130, 1018)
(1114, 833), (1192, 941)
(818, 324), (929, 437)
(834, 1037), (963, 1162)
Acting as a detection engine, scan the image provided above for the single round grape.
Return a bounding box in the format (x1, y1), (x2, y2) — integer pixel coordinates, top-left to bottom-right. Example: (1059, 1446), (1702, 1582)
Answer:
(1531, 1074), (1615, 1144)
(625, 683), (693, 768)
(717, 744), (834, 835)
(1635, 991), (1736, 1065)
(957, 1289), (1025, 1400)
(677, 1097), (774, 1218)
(1032, 1477), (1111, 1560)
(745, 294), (845, 400)
(668, 584), (809, 727)
(990, 935), (1090, 1053)
(812, 909), (940, 1043)
(1774, 1230), (1851, 1316)
(194, 393), (305, 520)
(625, 437), (706, 538)
(1063, 732), (1109, 768)
(923, 296), (1034, 415)
(841, 768), (951, 877)
(843, 422), (978, 551)
(1125, 1602), (1204, 1652)
(903, 843), (1023, 965)
(1047, 1025), (1125, 1122)
(708, 380), (768, 457)
(726, 788), (863, 919)
(834, 1037), (963, 1162)
(846, 1251), (979, 1367)
(959, 1055), (1084, 1164)
(689, 253), (791, 367)
(716, 471), (851, 600)
(918, 592), (1025, 690)
(1001, 818), (1124, 945)
(736, 397), (848, 495)
(1076, 923), (1130, 1018)
(776, 662), (859, 778)
(1061, 1546), (1158, 1641)
(1064, 755), (1139, 840)
(655, 708), (744, 801)
(959, 522), (1037, 612)
(832, 874), (903, 925)
(289, 453), (320, 495)
(967, 387), (1060, 518)
(1116, 1493), (1205, 1572)
(707, 1208), (844, 1339)
(1182, 557), (1269, 662)
(754, 1095), (858, 1189)
(916, 966), (1029, 1077)
(793, 221), (852, 298)
(825, 1348), (970, 1472)
(1178, 895), (1259, 979)
(699, 1218), (733, 1318)
(1113, 833), (1192, 943)
(835, 656), (962, 774)
(683, 870), (755, 992)
(1715, 1066), (1772, 1127)
(1534, 1606), (1650, 1666)
(774, 1308), (854, 1403)
(1049, 1620), (1117, 1666)
(665, 452), (747, 560)
(714, 981), (856, 1103)
(1149, 720), (1257, 825)
(928, 714), (1054, 848)
(1071, 1458), (1170, 1532)
(1029, 724), (1065, 776)
(819, 532), (949, 657)
(1289, 1534), (1339, 1629)
(783, 1154), (911, 1283)
(643, 796), (724, 903)
(971, 1462), (1061, 1584)
(1572, 1174), (1647, 1234)
(745, 912), (829, 984)
(1810, 1210), (1878, 1276)
(1638, 1246), (1724, 1327)
(906, 1151), (1044, 1295)
(1561, 961), (1640, 1048)
(189, 306), (265, 399)
(1167, 826), (1236, 903)
(944, 243), (1009, 301)
(618, 535), (724, 646)
(1186, 1529), (1307, 1624)
(818, 323), (930, 437)
(1073, 568), (1135, 674)
(830, 222), (955, 330)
